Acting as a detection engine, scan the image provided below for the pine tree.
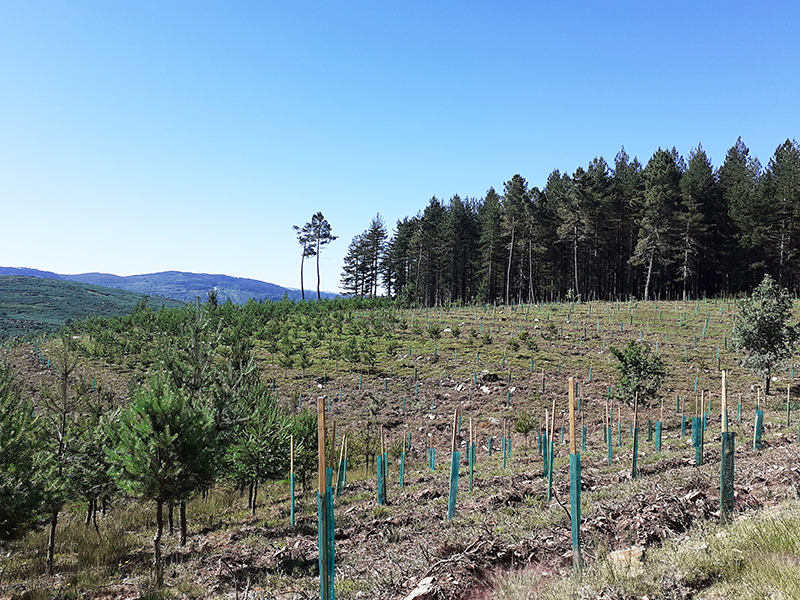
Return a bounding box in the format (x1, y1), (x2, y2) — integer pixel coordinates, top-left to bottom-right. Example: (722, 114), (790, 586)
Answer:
(632, 148), (683, 299)
(226, 386), (288, 515)
(477, 188), (504, 303)
(41, 334), (81, 575)
(0, 364), (45, 541)
(382, 216), (417, 301)
(501, 175), (531, 305)
(443, 195), (480, 303)
(557, 164), (604, 299)
(765, 139), (800, 287)
(719, 137), (766, 287)
(608, 149), (644, 298)
(292, 220), (316, 301)
(414, 198), (448, 306)
(106, 374), (216, 586)
(289, 409), (318, 493)
(362, 214), (388, 296)
(309, 212), (338, 300)
(340, 234), (369, 297)
(676, 145), (714, 300)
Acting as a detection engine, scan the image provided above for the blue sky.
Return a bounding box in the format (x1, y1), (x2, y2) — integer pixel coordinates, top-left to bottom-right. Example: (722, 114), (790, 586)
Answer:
(2, 1), (799, 293)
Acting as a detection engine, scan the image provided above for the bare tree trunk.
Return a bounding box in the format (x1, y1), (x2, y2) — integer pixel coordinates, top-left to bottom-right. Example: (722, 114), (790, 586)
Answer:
(154, 500), (164, 587)
(528, 238), (534, 302)
(643, 253), (654, 300)
(316, 239), (322, 300)
(415, 245), (423, 305)
(682, 246), (689, 302)
(573, 226), (580, 298)
(179, 501), (187, 546)
(299, 253), (306, 300)
(505, 227), (515, 305)
(251, 480), (258, 516)
(168, 503), (174, 536)
(46, 508), (58, 575)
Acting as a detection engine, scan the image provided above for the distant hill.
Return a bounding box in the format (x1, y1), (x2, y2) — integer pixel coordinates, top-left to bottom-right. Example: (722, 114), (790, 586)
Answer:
(0, 268), (339, 304)
(0, 275), (185, 340)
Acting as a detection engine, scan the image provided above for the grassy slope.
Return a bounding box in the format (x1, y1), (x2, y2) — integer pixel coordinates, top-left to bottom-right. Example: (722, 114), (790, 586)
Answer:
(0, 275), (184, 340)
(3, 297), (800, 599)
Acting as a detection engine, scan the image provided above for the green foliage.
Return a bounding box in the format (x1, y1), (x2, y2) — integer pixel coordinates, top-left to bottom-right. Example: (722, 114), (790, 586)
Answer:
(289, 409), (318, 492)
(0, 276), (183, 341)
(513, 410), (536, 452)
(225, 386), (289, 513)
(543, 502), (800, 600)
(0, 364), (45, 540)
(732, 274), (799, 394)
(70, 395), (118, 525)
(610, 340), (665, 407)
(105, 373), (217, 503)
(349, 427), (380, 475)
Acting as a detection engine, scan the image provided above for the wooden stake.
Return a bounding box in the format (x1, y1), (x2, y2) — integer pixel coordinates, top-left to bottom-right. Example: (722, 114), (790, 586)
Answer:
(336, 433), (347, 488)
(549, 397), (557, 444)
(317, 397), (327, 493)
(569, 377), (576, 455)
(330, 421), (337, 469)
(545, 409), (549, 440)
(721, 370), (728, 433)
(451, 409), (459, 453)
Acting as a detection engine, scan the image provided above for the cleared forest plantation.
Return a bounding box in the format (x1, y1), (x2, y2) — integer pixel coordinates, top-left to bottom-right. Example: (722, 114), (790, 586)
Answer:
(3, 292), (800, 599)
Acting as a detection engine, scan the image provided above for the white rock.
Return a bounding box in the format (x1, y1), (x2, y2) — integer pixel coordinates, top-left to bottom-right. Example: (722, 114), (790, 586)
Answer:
(405, 576), (436, 600)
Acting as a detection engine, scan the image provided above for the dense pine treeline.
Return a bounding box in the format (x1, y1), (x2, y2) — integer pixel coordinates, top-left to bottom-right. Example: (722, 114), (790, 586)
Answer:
(341, 138), (800, 304)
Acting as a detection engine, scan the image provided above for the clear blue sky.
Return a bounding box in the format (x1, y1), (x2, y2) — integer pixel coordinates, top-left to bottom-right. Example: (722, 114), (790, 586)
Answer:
(2, 1), (799, 293)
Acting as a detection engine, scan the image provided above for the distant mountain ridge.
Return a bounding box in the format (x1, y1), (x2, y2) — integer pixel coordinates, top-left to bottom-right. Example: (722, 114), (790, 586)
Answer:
(0, 267), (338, 303)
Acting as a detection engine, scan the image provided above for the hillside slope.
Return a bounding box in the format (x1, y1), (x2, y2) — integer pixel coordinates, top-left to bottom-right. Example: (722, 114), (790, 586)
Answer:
(0, 275), (184, 339)
(0, 267), (338, 303)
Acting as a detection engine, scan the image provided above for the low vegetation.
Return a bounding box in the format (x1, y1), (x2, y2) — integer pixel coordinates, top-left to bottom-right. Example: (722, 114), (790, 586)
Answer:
(1, 281), (800, 599)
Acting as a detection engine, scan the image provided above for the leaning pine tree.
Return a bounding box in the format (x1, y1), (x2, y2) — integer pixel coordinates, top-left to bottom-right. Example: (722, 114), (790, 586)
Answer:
(106, 373), (216, 587)
(732, 274), (799, 395)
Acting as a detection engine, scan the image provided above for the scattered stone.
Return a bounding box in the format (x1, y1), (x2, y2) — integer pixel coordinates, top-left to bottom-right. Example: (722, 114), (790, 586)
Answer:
(608, 546), (645, 577)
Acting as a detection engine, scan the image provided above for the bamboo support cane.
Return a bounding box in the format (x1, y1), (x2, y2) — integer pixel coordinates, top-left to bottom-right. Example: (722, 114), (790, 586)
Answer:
(569, 377), (576, 455)
(335, 433), (346, 494)
(317, 399), (326, 494)
(329, 421), (337, 470)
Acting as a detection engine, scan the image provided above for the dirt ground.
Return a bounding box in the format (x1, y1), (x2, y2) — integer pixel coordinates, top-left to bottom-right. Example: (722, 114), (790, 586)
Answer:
(3, 336), (799, 600)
